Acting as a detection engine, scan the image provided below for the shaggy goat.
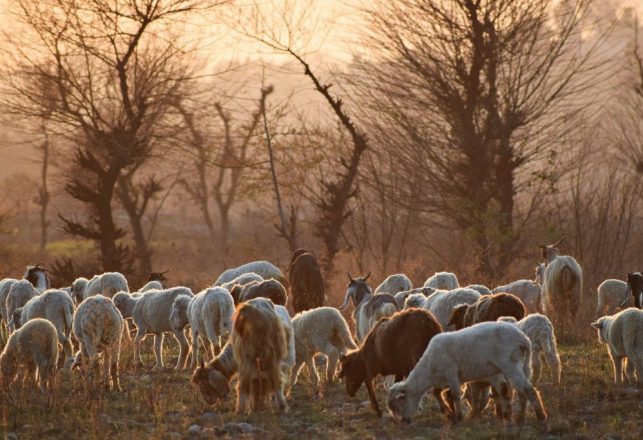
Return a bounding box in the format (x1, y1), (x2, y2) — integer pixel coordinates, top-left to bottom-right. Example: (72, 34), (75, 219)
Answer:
(191, 342), (236, 404)
(538, 237), (583, 332)
(231, 298), (289, 413)
(23, 264), (50, 292)
(591, 308), (643, 384)
(12, 289), (74, 358)
(214, 261), (287, 288)
(339, 308), (442, 417)
(449, 293), (526, 330)
(423, 288), (480, 330)
(499, 314), (561, 384)
(374, 274), (413, 295)
(338, 273), (399, 342)
(423, 272), (459, 290)
(596, 279), (630, 316)
(386, 321), (547, 424)
(288, 251), (325, 313)
(0, 318), (58, 393)
(113, 287), (193, 369)
(622, 272), (643, 309)
(67, 295), (123, 391)
(291, 307), (357, 395)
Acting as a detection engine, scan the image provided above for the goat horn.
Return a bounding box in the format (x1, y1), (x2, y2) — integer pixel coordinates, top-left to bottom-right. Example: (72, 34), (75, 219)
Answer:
(162, 269), (170, 274)
(553, 236), (566, 247)
(347, 272), (354, 283)
(364, 272), (371, 281)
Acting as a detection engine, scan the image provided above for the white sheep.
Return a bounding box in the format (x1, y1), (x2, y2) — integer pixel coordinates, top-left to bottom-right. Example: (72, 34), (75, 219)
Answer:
(395, 287), (435, 309)
(466, 284), (492, 296)
(0, 278), (18, 333)
(214, 261), (286, 287)
(113, 287), (193, 370)
(386, 321), (547, 423)
(404, 292), (430, 309)
(67, 295), (124, 391)
(6, 280), (39, 332)
(492, 280), (542, 314)
(219, 272), (264, 291)
(291, 307), (357, 395)
(538, 239), (583, 331)
(596, 279), (630, 316)
(498, 314), (561, 384)
(591, 308), (643, 384)
(423, 288), (481, 329)
(72, 272), (129, 303)
(0, 318), (58, 393)
(139, 280), (163, 293)
(170, 287), (235, 369)
(374, 274), (413, 295)
(13, 289), (74, 358)
(423, 272), (459, 290)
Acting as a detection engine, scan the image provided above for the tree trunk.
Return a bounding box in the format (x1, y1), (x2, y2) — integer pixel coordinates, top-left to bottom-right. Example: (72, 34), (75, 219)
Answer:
(38, 131), (50, 251)
(98, 168), (123, 272)
(117, 175), (152, 275)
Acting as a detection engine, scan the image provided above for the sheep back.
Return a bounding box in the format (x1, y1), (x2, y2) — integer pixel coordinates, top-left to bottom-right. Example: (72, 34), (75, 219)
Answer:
(450, 293), (526, 330)
(238, 279), (288, 307)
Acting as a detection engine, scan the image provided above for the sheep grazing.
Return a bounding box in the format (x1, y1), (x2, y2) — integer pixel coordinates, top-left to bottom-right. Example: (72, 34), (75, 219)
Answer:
(191, 342), (236, 404)
(466, 284), (492, 296)
(12, 289), (74, 358)
(219, 272), (264, 291)
(374, 274), (413, 295)
(339, 308), (442, 417)
(6, 280), (39, 332)
(231, 279), (288, 307)
(492, 276), (542, 315)
(449, 293), (526, 330)
(538, 237), (583, 331)
(623, 272), (643, 309)
(499, 314), (561, 385)
(423, 272), (459, 290)
(291, 307), (357, 395)
(67, 295), (124, 391)
(23, 264), (50, 292)
(0, 318), (58, 393)
(591, 308), (643, 384)
(338, 273), (399, 343)
(395, 287), (434, 309)
(72, 272), (129, 304)
(596, 279), (629, 316)
(231, 298), (289, 413)
(113, 287), (193, 369)
(386, 321), (547, 424)
(214, 261), (287, 288)
(170, 287), (235, 369)
(423, 288), (481, 330)
(288, 250), (325, 313)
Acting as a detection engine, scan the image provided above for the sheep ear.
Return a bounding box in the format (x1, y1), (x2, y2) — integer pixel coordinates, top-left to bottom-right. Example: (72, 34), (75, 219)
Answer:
(590, 321), (602, 329)
(364, 272), (371, 282)
(347, 273), (354, 283)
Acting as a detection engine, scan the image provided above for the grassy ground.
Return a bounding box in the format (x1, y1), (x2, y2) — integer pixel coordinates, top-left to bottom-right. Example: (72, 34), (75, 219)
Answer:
(1, 338), (641, 439)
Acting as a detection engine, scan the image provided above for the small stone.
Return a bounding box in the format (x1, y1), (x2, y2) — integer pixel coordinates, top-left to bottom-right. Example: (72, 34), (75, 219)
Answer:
(223, 422), (256, 434)
(164, 411), (182, 424)
(199, 412), (219, 426)
(7, 433), (18, 440)
(188, 424), (202, 436)
(361, 400), (370, 408)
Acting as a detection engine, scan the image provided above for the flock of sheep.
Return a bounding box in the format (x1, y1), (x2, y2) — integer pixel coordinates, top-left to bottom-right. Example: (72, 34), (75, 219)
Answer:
(0, 240), (642, 427)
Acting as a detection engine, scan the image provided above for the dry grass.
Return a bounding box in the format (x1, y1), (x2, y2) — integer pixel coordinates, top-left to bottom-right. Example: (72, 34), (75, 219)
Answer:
(1, 336), (641, 440)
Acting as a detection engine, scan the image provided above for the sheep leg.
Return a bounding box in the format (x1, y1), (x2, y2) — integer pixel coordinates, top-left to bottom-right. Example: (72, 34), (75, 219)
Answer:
(110, 348), (121, 392)
(446, 375), (464, 422)
(624, 358), (635, 383)
(291, 360), (305, 386)
(468, 382), (488, 417)
(189, 330), (200, 370)
(609, 349), (623, 384)
(236, 381), (249, 414)
(324, 345), (340, 384)
(532, 352), (542, 384)
(275, 381), (289, 412)
(153, 333), (165, 369)
(305, 357), (320, 395)
(133, 329), (145, 367)
(365, 378), (382, 417)
(172, 329), (189, 370)
(433, 388), (452, 416)
(503, 366), (547, 422)
(102, 352), (112, 390)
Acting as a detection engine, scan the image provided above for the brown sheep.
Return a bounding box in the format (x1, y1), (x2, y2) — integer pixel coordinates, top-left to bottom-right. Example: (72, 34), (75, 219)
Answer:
(231, 298), (288, 413)
(339, 308), (446, 417)
(229, 279), (288, 307)
(449, 293), (526, 331)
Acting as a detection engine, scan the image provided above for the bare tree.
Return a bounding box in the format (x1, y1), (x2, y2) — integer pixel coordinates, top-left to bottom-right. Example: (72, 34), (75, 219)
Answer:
(34, 122), (51, 251)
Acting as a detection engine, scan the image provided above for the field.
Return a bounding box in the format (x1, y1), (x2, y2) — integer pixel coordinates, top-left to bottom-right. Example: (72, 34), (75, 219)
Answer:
(1, 336), (641, 440)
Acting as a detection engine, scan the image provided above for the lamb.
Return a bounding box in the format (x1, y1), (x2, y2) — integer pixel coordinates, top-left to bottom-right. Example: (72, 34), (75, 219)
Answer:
(23, 264), (50, 292)
(622, 272), (643, 309)
(339, 308), (442, 417)
(374, 274), (413, 295)
(291, 307), (357, 395)
(423, 272), (459, 290)
(12, 289), (74, 358)
(466, 284), (492, 296)
(214, 261), (287, 288)
(231, 279), (288, 306)
(338, 273), (399, 342)
(449, 293), (526, 330)
(113, 287), (193, 369)
(288, 251), (325, 313)
(231, 298), (289, 413)
(423, 288), (480, 330)
(395, 287), (434, 309)
(6, 280), (39, 332)
(72, 272), (129, 304)
(538, 237), (583, 331)
(219, 272), (264, 291)
(170, 287), (235, 368)
(67, 295), (123, 391)
(498, 314), (561, 384)
(0, 318), (58, 393)
(386, 321), (547, 424)
(596, 279), (630, 316)
(0, 278), (18, 333)
(591, 308), (643, 384)
(191, 342), (236, 404)
(492, 279), (542, 314)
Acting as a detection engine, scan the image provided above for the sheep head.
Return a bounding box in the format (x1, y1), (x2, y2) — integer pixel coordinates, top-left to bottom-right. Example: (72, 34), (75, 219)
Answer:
(386, 383), (414, 424)
(191, 361), (230, 404)
(338, 352), (366, 397)
(537, 236), (565, 262)
(448, 304), (470, 330)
